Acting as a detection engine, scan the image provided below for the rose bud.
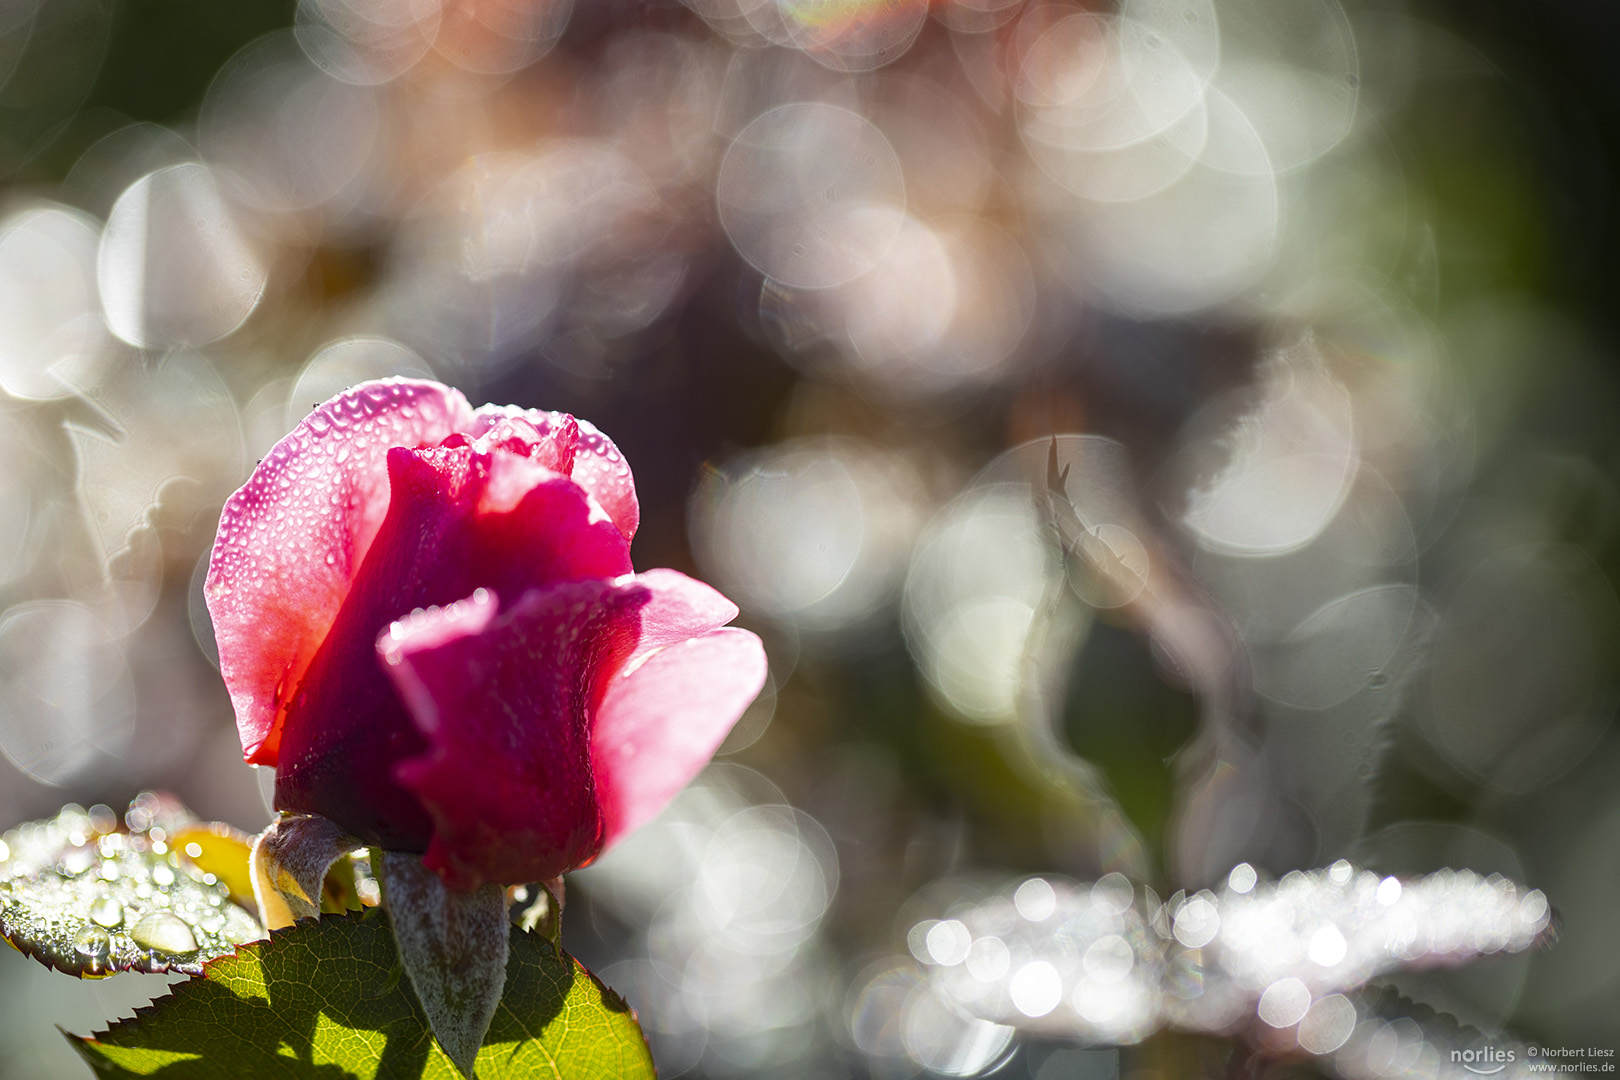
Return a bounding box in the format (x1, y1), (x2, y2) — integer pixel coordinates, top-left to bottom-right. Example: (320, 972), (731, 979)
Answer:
(206, 378), (766, 890)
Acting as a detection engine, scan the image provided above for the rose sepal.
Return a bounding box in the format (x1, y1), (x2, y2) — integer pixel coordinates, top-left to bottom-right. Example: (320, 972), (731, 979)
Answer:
(379, 851), (509, 1080)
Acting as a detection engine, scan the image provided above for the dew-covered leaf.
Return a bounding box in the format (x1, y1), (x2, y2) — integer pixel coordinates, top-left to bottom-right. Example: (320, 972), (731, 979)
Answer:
(903, 861), (1557, 1049)
(71, 909), (656, 1080)
(1316, 986), (1541, 1078)
(0, 795), (264, 978)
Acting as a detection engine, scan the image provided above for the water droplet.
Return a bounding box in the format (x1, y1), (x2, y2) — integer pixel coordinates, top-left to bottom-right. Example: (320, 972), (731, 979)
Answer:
(74, 924), (111, 968)
(131, 911), (198, 955)
(89, 896), (125, 928)
(152, 863), (175, 887)
(1366, 671), (1389, 689)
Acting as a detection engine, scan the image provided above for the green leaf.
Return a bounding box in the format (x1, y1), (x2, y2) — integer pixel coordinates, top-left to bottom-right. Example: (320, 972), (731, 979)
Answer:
(71, 910), (656, 1080)
(0, 796), (264, 978)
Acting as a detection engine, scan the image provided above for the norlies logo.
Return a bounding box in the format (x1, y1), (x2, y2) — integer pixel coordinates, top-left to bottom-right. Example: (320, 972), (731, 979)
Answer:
(1454, 1046), (1518, 1075)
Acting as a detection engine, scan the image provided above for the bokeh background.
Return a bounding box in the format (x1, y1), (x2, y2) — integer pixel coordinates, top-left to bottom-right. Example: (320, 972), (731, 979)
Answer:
(0, 0), (1617, 1076)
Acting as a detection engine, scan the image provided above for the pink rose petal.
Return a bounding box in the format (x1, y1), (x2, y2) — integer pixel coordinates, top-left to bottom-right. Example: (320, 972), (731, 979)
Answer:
(271, 438), (634, 851)
(593, 626), (768, 848)
(630, 568), (743, 653)
(206, 379), (475, 765)
(471, 406), (639, 542)
(575, 419), (640, 542)
(464, 407), (577, 475)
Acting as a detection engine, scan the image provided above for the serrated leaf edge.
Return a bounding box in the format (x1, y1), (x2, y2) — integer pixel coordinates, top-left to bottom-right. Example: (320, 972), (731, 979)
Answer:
(68, 910), (657, 1078)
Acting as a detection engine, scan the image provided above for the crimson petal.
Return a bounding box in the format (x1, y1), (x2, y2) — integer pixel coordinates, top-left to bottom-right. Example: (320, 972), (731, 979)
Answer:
(384, 581), (651, 889)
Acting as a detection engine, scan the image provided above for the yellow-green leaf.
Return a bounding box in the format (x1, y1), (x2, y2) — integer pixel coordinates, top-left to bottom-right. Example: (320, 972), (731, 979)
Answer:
(71, 910), (656, 1080)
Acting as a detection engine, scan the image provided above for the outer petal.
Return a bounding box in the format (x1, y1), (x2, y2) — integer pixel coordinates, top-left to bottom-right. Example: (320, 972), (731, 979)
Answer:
(571, 418), (640, 544)
(272, 440), (634, 850)
(629, 568), (742, 654)
(205, 379), (475, 765)
(383, 581), (650, 889)
(593, 626), (768, 849)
